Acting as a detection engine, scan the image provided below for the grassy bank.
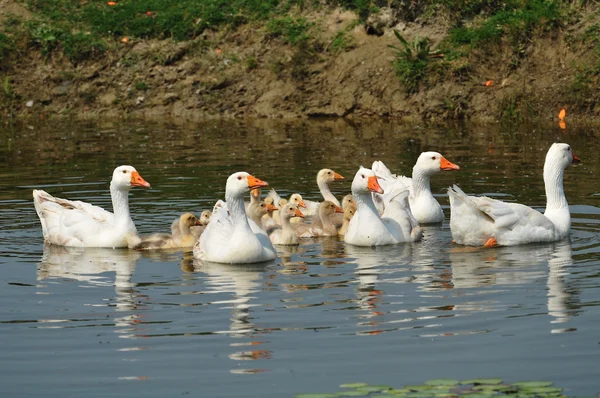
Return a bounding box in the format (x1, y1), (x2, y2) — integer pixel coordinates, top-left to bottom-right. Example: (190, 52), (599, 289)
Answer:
(2, 0), (600, 120)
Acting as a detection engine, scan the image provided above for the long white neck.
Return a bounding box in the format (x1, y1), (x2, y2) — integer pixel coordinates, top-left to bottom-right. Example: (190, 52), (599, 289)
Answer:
(354, 191), (380, 218)
(543, 161), (568, 210)
(318, 180), (340, 207)
(543, 160), (570, 237)
(110, 183), (132, 226)
(227, 190), (252, 232)
(411, 167), (433, 198)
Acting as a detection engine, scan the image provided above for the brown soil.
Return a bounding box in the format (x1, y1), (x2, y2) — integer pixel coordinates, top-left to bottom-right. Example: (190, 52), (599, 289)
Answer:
(2, 4), (599, 122)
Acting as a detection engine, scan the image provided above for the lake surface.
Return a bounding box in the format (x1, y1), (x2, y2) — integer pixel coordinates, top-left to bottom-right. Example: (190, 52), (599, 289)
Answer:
(1, 118), (599, 397)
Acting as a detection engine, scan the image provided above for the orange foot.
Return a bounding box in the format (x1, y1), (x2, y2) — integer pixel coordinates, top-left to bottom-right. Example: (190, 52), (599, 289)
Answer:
(484, 237), (498, 247)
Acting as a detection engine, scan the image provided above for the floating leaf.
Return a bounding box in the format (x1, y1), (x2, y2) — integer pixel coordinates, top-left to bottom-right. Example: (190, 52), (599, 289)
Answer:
(355, 386), (386, 394)
(513, 381), (553, 388)
(295, 394), (339, 398)
(405, 385), (433, 391)
(425, 380), (459, 387)
(335, 391), (368, 397)
(521, 387), (562, 394)
(340, 383), (369, 389)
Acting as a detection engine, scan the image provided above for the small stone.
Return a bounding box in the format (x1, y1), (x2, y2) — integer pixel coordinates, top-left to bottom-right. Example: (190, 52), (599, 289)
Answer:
(26, 100), (34, 107)
(136, 96), (145, 105)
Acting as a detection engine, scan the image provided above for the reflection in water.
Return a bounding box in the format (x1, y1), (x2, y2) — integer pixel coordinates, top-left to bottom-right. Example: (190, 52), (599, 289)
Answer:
(449, 240), (578, 331)
(37, 245), (140, 312)
(547, 241), (577, 332)
(193, 260), (273, 374)
(346, 244), (413, 336)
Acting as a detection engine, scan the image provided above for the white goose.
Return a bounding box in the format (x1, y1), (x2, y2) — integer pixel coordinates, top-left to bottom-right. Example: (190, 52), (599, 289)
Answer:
(344, 167), (423, 246)
(372, 152), (460, 224)
(33, 165), (150, 248)
(303, 168), (345, 216)
(448, 143), (580, 247)
(193, 172), (276, 264)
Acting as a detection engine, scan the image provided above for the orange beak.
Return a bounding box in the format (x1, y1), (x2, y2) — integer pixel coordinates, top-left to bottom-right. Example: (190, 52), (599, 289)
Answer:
(298, 199), (307, 208)
(131, 171), (151, 188)
(334, 205), (343, 213)
(266, 203), (278, 212)
(367, 176), (383, 194)
(194, 218), (202, 226)
(572, 153), (581, 163)
(440, 157), (460, 171)
(294, 209), (305, 218)
(333, 171), (344, 181)
(247, 175), (268, 190)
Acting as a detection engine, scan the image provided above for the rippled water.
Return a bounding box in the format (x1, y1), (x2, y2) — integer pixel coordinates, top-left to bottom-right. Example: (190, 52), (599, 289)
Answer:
(1, 119), (599, 397)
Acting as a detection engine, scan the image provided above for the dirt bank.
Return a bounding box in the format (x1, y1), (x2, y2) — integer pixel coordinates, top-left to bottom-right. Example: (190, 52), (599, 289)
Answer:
(2, 3), (599, 122)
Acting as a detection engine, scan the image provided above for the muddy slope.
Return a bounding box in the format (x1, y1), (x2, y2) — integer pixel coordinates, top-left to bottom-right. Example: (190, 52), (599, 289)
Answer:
(2, 6), (598, 122)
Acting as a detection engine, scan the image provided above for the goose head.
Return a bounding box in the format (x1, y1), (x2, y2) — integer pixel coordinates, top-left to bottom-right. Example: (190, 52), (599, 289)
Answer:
(283, 203), (304, 220)
(351, 167), (384, 194)
(289, 193), (306, 208)
(317, 168), (344, 185)
(318, 201), (343, 219)
(341, 194), (356, 210)
(545, 143), (580, 169)
(112, 165), (151, 189)
(415, 152), (460, 175)
(278, 198), (289, 208)
(199, 210), (212, 225)
(180, 212), (202, 232)
(343, 203), (357, 221)
(226, 172), (268, 198)
(249, 201), (276, 220)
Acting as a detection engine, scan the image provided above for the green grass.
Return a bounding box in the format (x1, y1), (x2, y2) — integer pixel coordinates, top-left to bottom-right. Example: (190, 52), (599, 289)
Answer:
(389, 30), (440, 93)
(448, 0), (562, 48)
(266, 16), (312, 45)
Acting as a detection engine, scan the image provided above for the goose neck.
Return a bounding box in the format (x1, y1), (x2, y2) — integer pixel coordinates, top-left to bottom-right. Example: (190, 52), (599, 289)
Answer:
(110, 183), (132, 225)
(227, 191), (252, 229)
(412, 167), (432, 197)
(354, 192), (380, 216)
(318, 180), (340, 206)
(544, 162), (568, 210)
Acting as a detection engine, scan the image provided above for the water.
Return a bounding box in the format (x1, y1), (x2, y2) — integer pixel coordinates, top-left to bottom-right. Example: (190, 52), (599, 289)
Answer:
(1, 119), (599, 397)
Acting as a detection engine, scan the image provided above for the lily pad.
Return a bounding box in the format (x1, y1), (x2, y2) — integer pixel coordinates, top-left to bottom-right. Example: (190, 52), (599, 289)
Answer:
(335, 391), (369, 397)
(513, 382), (553, 389)
(405, 385), (433, 391)
(425, 380), (459, 387)
(340, 383), (369, 389)
(355, 387), (387, 394)
(521, 387), (562, 394)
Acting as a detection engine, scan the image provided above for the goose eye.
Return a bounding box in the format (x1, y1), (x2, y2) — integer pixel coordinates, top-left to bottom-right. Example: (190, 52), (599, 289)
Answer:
(567, 146), (571, 151)
(361, 174), (365, 179)
(122, 170), (127, 174)
(328, 171), (332, 174)
(237, 176), (242, 180)
(431, 156), (436, 160)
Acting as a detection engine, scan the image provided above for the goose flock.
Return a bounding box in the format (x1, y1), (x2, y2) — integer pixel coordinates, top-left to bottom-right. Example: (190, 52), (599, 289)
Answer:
(32, 143), (580, 264)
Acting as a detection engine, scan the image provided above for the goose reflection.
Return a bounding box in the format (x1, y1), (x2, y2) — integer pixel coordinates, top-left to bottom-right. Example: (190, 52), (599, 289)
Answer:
(547, 240), (577, 332)
(193, 260), (273, 373)
(37, 245), (140, 312)
(345, 244), (413, 335)
(449, 239), (578, 329)
(193, 260), (271, 336)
